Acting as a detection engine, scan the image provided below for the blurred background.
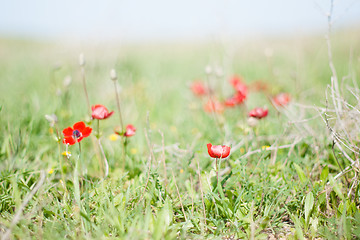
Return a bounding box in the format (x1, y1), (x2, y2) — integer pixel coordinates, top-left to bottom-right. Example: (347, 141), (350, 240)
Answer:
(1, 0), (359, 131)
(1, 0), (359, 44)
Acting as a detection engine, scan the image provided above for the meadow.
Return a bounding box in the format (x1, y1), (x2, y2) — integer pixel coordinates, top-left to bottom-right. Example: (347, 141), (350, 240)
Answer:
(0, 27), (360, 239)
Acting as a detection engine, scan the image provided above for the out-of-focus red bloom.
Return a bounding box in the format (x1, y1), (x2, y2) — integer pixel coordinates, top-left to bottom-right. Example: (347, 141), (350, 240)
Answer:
(62, 121), (92, 145)
(248, 107), (268, 119)
(230, 75), (248, 98)
(204, 99), (224, 113)
(273, 93), (291, 106)
(191, 81), (207, 96)
(91, 104), (114, 120)
(124, 124), (136, 137)
(224, 92), (246, 107)
(207, 143), (231, 158)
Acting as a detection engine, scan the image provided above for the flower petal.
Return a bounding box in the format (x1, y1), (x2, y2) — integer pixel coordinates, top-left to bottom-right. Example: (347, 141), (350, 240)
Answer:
(62, 127), (73, 137)
(211, 145), (224, 158)
(91, 104), (103, 111)
(207, 143), (216, 158)
(73, 121), (86, 131)
(107, 111), (114, 118)
(82, 127), (92, 137)
(221, 145), (231, 158)
(63, 136), (76, 145)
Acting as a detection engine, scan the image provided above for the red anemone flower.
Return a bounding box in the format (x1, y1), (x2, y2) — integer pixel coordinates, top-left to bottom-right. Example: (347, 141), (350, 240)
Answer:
(207, 143), (231, 158)
(273, 93), (291, 106)
(204, 99), (224, 113)
(62, 121), (92, 145)
(248, 107), (269, 119)
(124, 124), (136, 137)
(191, 81), (207, 96)
(224, 92), (246, 107)
(91, 104), (114, 120)
(230, 75), (248, 98)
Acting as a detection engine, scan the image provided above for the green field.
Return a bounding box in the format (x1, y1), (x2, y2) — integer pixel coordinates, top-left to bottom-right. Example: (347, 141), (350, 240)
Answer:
(1, 28), (360, 239)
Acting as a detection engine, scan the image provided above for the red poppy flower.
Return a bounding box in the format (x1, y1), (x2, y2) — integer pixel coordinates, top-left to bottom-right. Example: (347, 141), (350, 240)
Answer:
(204, 99), (224, 113)
(91, 104), (114, 120)
(124, 124), (136, 137)
(191, 81), (207, 96)
(248, 107), (268, 119)
(62, 121), (92, 145)
(224, 92), (246, 107)
(207, 143), (231, 158)
(273, 93), (290, 106)
(230, 75), (248, 98)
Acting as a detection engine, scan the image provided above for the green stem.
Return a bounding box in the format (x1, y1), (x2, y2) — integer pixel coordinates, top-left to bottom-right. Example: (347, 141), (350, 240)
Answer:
(121, 137), (126, 171)
(216, 158), (225, 199)
(97, 119), (100, 139)
(216, 158), (219, 186)
(81, 67), (91, 114)
(74, 142), (84, 230)
(97, 119), (109, 179)
(56, 123), (67, 194)
(113, 81), (124, 132)
(58, 142), (67, 193)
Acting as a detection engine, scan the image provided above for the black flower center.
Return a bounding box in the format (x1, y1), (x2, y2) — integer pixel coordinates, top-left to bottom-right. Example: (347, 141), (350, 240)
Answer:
(72, 129), (81, 139)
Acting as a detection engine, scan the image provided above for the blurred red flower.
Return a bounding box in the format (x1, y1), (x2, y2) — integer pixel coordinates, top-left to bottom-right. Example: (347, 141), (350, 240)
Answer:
(204, 99), (224, 113)
(91, 104), (114, 120)
(224, 92), (246, 107)
(273, 93), (291, 106)
(124, 124), (136, 137)
(248, 107), (268, 119)
(62, 121), (92, 145)
(207, 143), (231, 158)
(191, 81), (207, 96)
(230, 75), (248, 98)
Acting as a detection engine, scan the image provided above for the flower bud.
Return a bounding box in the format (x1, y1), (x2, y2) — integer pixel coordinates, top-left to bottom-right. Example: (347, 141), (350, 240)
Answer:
(110, 69), (117, 81)
(45, 114), (58, 127)
(63, 76), (72, 88)
(247, 117), (259, 127)
(205, 65), (212, 75)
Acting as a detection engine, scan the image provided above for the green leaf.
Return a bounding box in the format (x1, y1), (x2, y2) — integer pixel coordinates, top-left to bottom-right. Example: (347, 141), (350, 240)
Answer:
(286, 208), (305, 240)
(304, 192), (314, 227)
(329, 175), (344, 199)
(293, 163), (306, 184)
(320, 166), (329, 183)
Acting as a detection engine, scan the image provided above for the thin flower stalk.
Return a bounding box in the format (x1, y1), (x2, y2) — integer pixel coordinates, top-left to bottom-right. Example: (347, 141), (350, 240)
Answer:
(110, 69), (126, 168)
(96, 119), (109, 179)
(73, 142), (85, 232)
(204, 65), (222, 134)
(79, 53), (91, 114)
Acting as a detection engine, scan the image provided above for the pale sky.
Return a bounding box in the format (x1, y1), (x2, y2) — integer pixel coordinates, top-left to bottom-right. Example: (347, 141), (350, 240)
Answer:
(1, 0), (359, 42)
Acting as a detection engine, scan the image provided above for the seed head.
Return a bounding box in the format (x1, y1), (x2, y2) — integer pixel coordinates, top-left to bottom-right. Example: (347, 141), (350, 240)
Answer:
(247, 117), (259, 127)
(63, 76), (72, 88)
(110, 69), (117, 81)
(45, 114), (58, 127)
(205, 65), (212, 75)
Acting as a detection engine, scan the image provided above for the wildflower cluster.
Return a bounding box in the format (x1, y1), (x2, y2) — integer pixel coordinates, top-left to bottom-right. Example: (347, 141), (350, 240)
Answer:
(46, 56), (137, 180)
(190, 71), (292, 186)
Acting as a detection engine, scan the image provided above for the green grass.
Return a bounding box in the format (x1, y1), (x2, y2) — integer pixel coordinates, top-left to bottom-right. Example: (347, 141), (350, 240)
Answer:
(1, 28), (360, 239)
